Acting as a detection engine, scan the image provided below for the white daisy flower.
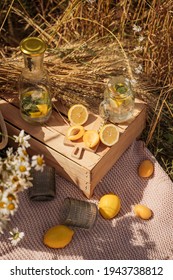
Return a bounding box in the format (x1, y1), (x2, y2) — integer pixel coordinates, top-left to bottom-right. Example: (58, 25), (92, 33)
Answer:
(6, 147), (14, 158)
(15, 161), (31, 177)
(138, 35), (145, 42)
(8, 227), (24, 246)
(0, 200), (9, 216)
(134, 46), (143, 52)
(134, 64), (143, 74)
(13, 130), (31, 148)
(130, 79), (137, 85)
(31, 155), (45, 172)
(17, 147), (29, 161)
(133, 24), (142, 33)
(0, 214), (9, 234)
(86, 0), (96, 3)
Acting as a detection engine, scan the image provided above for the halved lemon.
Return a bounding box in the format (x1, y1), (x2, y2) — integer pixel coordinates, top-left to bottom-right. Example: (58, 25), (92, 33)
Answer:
(68, 104), (88, 125)
(99, 123), (119, 146)
(36, 104), (48, 115)
(83, 130), (100, 148)
(66, 125), (85, 141)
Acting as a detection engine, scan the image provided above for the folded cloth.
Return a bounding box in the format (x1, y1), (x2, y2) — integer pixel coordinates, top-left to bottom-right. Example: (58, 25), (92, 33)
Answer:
(29, 166), (56, 201)
(0, 140), (173, 260)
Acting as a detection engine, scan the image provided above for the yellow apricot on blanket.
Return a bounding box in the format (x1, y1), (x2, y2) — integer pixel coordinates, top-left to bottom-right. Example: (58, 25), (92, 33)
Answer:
(134, 204), (152, 220)
(138, 159), (154, 178)
(43, 225), (74, 249)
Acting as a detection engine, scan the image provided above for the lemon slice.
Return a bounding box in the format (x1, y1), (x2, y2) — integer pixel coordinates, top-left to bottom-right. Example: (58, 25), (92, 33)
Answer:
(109, 98), (123, 108)
(99, 124), (119, 146)
(43, 225), (74, 249)
(83, 130), (100, 148)
(66, 125), (85, 141)
(68, 104), (88, 125)
(36, 104), (48, 115)
(98, 193), (121, 219)
(30, 111), (42, 118)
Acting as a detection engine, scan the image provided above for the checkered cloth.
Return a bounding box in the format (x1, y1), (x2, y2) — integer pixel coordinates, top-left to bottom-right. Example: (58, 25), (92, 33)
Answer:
(0, 140), (173, 260)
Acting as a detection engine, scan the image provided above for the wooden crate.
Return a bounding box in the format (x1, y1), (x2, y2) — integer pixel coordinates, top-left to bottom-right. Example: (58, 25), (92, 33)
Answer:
(0, 98), (146, 198)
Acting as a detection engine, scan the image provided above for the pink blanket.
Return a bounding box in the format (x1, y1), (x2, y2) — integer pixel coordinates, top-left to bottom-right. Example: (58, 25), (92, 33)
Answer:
(0, 140), (173, 260)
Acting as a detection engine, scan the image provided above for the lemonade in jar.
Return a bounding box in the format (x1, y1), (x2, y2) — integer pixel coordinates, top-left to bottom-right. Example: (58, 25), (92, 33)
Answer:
(99, 76), (135, 123)
(18, 37), (52, 124)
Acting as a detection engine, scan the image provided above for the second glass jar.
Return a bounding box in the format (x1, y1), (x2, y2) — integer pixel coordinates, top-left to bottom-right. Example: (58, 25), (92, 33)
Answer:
(99, 76), (135, 123)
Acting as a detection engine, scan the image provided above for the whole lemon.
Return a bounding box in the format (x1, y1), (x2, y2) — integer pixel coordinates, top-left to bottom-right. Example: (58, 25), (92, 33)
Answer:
(43, 225), (74, 249)
(98, 193), (121, 219)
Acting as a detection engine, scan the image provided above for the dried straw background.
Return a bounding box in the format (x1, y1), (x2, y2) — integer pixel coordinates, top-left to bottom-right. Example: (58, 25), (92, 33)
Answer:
(0, 0), (172, 179)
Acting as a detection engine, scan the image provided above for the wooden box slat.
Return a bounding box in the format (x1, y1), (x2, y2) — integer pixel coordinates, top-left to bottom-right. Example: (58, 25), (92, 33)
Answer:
(0, 98), (146, 198)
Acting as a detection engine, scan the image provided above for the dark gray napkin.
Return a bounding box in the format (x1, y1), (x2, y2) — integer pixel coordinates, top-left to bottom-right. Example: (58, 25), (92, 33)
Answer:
(29, 165), (56, 201)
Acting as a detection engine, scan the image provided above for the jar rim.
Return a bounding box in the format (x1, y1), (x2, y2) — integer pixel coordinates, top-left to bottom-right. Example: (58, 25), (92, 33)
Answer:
(20, 37), (46, 55)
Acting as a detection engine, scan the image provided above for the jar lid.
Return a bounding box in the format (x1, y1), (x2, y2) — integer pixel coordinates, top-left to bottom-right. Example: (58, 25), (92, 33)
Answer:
(20, 37), (46, 55)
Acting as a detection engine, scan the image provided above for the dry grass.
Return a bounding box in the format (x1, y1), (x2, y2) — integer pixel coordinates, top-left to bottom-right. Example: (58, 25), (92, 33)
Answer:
(0, 0), (172, 179)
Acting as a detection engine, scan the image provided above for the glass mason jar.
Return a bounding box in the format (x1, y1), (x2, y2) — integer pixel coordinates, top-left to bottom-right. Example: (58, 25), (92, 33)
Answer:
(99, 76), (135, 123)
(18, 37), (52, 124)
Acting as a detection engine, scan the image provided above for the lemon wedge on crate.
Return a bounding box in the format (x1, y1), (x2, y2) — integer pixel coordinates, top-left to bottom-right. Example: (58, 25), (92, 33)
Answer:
(99, 123), (119, 146)
(98, 193), (121, 219)
(83, 130), (100, 148)
(66, 125), (85, 141)
(43, 225), (74, 249)
(68, 104), (88, 125)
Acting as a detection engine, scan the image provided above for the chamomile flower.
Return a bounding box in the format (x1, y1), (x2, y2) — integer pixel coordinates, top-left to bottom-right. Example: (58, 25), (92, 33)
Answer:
(86, 0), (96, 3)
(0, 214), (9, 234)
(0, 195), (9, 216)
(0, 190), (18, 216)
(8, 227), (24, 246)
(138, 35), (145, 42)
(16, 160), (31, 177)
(130, 79), (137, 86)
(17, 147), (29, 161)
(133, 24), (142, 33)
(134, 46), (143, 52)
(1, 130), (44, 244)
(13, 130), (31, 148)
(134, 64), (143, 74)
(31, 155), (45, 172)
